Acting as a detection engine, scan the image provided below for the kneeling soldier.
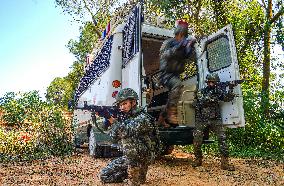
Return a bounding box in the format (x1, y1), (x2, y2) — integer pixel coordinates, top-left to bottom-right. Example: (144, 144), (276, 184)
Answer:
(99, 88), (159, 185)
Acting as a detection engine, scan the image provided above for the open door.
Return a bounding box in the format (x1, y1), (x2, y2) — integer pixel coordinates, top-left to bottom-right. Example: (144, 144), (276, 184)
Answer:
(121, 3), (143, 106)
(196, 24), (245, 128)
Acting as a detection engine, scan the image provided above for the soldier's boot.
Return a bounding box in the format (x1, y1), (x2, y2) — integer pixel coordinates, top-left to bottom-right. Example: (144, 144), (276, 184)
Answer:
(138, 165), (148, 184)
(220, 156), (235, 171)
(157, 112), (170, 128)
(193, 142), (203, 167)
(193, 156), (202, 167)
(166, 106), (178, 126)
(128, 166), (142, 186)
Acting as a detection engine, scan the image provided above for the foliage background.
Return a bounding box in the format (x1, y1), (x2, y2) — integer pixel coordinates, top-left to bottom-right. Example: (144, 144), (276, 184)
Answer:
(0, 91), (73, 162)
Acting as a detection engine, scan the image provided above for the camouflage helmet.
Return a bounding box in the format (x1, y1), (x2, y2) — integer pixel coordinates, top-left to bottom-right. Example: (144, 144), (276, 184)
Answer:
(114, 88), (138, 105)
(206, 73), (220, 82)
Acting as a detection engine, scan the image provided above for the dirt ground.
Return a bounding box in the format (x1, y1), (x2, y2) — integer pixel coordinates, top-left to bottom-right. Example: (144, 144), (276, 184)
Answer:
(0, 148), (283, 186)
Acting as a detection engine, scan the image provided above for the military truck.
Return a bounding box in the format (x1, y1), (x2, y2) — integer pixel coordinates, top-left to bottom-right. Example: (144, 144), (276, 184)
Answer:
(73, 3), (245, 157)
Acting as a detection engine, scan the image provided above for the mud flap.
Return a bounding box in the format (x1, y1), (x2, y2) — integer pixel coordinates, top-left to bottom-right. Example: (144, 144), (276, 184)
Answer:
(89, 126), (123, 158)
(159, 126), (195, 145)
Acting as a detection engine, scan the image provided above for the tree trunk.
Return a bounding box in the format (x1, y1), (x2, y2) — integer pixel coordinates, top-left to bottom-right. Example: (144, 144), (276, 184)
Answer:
(82, 0), (102, 37)
(261, 0), (273, 117)
(192, 0), (202, 35)
(212, 0), (228, 29)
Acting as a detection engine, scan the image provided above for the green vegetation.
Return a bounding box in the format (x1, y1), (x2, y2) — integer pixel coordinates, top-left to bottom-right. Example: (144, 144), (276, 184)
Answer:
(0, 91), (73, 162)
(227, 88), (284, 161)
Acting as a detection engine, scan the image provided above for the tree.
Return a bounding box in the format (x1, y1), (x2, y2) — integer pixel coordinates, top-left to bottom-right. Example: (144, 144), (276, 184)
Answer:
(46, 21), (95, 109)
(66, 61), (84, 93)
(46, 61), (84, 110)
(46, 77), (73, 108)
(55, 0), (124, 37)
(66, 22), (98, 62)
(146, 0), (210, 35)
(258, 0), (283, 116)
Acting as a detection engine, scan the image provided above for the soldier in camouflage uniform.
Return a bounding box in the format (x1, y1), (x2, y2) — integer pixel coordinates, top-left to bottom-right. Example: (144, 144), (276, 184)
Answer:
(99, 88), (159, 185)
(193, 73), (235, 171)
(159, 20), (196, 125)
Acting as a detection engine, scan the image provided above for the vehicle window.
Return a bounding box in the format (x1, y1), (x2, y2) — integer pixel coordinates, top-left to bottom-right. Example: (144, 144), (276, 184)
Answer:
(206, 35), (232, 72)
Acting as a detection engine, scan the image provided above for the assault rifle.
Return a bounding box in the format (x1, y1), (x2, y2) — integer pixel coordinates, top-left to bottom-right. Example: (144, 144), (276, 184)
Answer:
(200, 79), (250, 103)
(217, 79), (250, 91)
(75, 102), (123, 129)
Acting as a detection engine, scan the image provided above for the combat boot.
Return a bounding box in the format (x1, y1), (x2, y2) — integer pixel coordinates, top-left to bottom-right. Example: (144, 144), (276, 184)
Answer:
(128, 166), (142, 186)
(138, 164), (148, 184)
(193, 142), (203, 167)
(166, 106), (178, 125)
(193, 156), (202, 167)
(157, 112), (170, 128)
(220, 156), (235, 171)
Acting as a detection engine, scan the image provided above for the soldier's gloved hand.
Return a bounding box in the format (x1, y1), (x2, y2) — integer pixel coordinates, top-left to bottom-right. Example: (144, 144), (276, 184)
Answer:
(179, 39), (189, 48)
(182, 38), (189, 46)
(108, 116), (115, 125)
(186, 36), (197, 48)
(226, 92), (235, 102)
(208, 95), (218, 102)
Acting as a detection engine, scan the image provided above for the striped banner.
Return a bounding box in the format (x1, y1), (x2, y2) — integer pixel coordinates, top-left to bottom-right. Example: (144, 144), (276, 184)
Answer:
(122, 3), (142, 67)
(74, 35), (114, 103)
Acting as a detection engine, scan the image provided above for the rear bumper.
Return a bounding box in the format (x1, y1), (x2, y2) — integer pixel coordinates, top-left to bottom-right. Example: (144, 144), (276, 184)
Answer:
(158, 126), (211, 145)
(159, 126), (195, 145)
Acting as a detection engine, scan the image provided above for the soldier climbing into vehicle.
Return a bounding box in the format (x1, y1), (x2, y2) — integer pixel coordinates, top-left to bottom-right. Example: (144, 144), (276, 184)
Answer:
(158, 20), (196, 127)
(99, 88), (160, 185)
(193, 73), (235, 171)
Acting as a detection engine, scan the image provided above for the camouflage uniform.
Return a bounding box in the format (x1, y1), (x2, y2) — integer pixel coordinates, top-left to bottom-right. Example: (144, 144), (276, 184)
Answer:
(159, 38), (195, 105)
(100, 88), (159, 185)
(193, 73), (235, 170)
(159, 33), (195, 125)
